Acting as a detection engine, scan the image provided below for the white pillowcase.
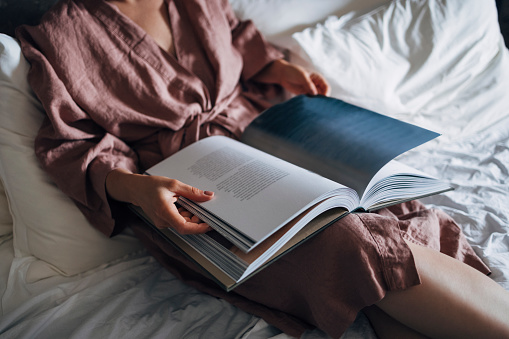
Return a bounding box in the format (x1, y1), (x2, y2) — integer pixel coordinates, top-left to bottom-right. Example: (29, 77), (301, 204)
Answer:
(0, 34), (144, 281)
(292, 0), (509, 140)
(229, 0), (390, 47)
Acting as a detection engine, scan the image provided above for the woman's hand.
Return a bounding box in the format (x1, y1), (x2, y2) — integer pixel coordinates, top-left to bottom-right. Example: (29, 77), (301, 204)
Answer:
(277, 61), (331, 96)
(253, 59), (330, 96)
(106, 168), (214, 234)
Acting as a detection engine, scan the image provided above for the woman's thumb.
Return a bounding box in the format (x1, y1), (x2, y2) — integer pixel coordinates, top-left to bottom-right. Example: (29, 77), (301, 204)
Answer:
(173, 181), (214, 202)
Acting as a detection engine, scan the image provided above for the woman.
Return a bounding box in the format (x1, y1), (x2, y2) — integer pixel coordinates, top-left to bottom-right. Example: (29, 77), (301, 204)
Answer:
(16, 0), (509, 337)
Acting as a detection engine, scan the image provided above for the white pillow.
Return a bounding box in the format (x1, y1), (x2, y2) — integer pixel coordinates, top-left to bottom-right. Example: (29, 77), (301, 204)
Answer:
(0, 34), (144, 281)
(292, 0), (509, 140)
(229, 0), (390, 47)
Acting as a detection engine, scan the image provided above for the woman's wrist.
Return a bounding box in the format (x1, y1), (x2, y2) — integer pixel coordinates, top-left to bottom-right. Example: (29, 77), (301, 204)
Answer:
(252, 58), (288, 85)
(105, 168), (144, 205)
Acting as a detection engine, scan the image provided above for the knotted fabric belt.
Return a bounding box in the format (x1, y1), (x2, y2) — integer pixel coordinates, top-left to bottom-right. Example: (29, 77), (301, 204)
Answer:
(183, 85), (243, 147)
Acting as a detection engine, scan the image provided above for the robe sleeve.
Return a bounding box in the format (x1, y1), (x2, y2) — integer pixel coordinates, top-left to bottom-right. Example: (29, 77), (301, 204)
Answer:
(222, 0), (285, 81)
(17, 26), (139, 237)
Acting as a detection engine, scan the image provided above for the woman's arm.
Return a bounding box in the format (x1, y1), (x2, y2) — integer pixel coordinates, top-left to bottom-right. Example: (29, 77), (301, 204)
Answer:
(106, 168), (214, 234)
(252, 59), (331, 96)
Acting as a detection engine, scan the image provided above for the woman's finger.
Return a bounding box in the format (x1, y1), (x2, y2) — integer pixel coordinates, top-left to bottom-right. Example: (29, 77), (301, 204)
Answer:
(156, 196), (211, 234)
(310, 73), (330, 96)
(179, 210), (193, 218)
(191, 215), (201, 223)
(169, 180), (214, 202)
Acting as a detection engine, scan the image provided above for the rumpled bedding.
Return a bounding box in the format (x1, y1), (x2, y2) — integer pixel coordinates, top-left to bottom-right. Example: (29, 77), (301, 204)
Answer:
(0, 0), (508, 338)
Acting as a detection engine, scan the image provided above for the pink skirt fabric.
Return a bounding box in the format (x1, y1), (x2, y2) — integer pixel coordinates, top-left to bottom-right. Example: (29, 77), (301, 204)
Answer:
(129, 200), (490, 338)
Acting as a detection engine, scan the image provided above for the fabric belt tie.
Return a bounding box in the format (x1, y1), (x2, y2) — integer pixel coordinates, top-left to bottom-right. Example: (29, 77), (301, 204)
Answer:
(183, 86), (243, 147)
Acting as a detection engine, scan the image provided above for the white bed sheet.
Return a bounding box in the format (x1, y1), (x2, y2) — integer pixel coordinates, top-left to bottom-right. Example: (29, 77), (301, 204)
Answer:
(1, 0), (508, 338)
(0, 247), (269, 338)
(0, 239), (377, 338)
(400, 125), (509, 290)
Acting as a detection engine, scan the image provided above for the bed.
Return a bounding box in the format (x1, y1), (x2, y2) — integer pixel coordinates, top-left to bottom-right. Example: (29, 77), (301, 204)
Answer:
(0, 0), (508, 338)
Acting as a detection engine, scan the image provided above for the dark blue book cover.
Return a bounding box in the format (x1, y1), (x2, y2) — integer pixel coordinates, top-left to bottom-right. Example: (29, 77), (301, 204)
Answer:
(242, 95), (439, 196)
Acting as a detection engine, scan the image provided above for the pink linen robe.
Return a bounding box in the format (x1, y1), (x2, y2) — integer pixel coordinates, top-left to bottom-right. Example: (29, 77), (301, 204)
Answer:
(17, 0), (283, 236)
(17, 0), (491, 337)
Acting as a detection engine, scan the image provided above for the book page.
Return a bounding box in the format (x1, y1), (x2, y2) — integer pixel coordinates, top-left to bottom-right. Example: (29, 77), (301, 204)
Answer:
(242, 95), (440, 197)
(364, 160), (434, 193)
(359, 160), (452, 210)
(146, 136), (348, 246)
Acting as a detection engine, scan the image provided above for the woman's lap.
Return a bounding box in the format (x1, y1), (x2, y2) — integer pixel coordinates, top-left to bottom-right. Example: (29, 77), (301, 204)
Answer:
(128, 200), (489, 338)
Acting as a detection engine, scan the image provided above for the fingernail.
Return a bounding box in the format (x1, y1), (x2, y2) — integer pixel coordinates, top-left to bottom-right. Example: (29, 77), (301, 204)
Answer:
(204, 191), (214, 196)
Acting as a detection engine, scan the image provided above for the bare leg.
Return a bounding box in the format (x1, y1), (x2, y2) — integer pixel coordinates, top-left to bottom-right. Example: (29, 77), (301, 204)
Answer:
(375, 241), (509, 339)
(364, 305), (430, 339)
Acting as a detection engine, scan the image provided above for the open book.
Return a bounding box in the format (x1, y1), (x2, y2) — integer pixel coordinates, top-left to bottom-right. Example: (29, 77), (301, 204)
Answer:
(130, 95), (452, 290)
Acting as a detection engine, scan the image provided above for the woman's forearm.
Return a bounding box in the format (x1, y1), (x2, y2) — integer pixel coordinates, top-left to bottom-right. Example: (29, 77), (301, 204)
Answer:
(251, 59), (330, 96)
(251, 59), (287, 84)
